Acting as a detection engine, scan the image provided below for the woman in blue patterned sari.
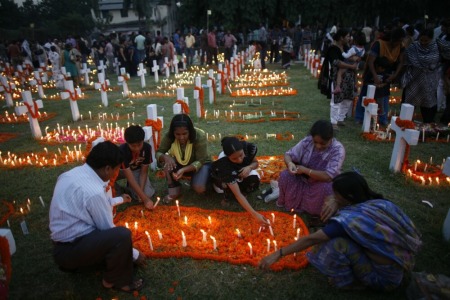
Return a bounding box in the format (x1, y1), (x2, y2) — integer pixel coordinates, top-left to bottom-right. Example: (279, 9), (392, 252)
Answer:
(259, 171), (421, 291)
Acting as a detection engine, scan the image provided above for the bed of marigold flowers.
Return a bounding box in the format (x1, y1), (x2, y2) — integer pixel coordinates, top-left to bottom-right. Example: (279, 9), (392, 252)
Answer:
(114, 205), (309, 271)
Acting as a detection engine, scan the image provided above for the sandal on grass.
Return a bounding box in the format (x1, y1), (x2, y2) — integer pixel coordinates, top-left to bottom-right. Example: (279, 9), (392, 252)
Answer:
(103, 278), (145, 293)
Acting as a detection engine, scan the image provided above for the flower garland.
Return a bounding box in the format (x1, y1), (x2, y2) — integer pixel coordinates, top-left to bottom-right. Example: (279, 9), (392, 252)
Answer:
(145, 118), (163, 150)
(0, 133), (17, 143)
(395, 118), (415, 130)
(64, 89), (81, 101)
(100, 81), (109, 92)
(0, 201), (14, 227)
(23, 101), (40, 119)
(363, 98), (376, 106)
(114, 205), (309, 271)
(276, 132), (294, 141)
(175, 100), (190, 115)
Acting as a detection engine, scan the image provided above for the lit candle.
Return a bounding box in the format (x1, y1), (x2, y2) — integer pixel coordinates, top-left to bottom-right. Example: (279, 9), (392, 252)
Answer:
(269, 225), (274, 236)
(134, 221), (138, 231)
(176, 200), (180, 217)
(140, 210), (144, 217)
(430, 157), (433, 164)
(236, 228), (242, 238)
(184, 215), (188, 225)
(145, 231), (153, 250)
(210, 235), (217, 250)
(293, 214), (297, 229)
(125, 222), (129, 228)
(157, 229), (163, 240)
(153, 196), (161, 208)
(273, 240), (278, 251)
(248, 242), (253, 255)
(296, 228), (301, 239)
(266, 238), (271, 253)
(181, 230), (187, 247)
(200, 229), (207, 242)
(271, 213), (275, 223)
(208, 216), (212, 224)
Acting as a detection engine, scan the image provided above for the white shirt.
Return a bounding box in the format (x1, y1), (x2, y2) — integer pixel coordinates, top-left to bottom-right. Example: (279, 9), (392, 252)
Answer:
(49, 164), (118, 242)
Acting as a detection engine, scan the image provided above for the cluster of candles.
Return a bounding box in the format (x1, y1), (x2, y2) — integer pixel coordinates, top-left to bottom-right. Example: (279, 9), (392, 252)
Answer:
(122, 202), (303, 256)
(405, 158), (450, 185)
(232, 87), (297, 97)
(41, 123), (126, 144)
(0, 145), (85, 168)
(0, 110), (49, 123)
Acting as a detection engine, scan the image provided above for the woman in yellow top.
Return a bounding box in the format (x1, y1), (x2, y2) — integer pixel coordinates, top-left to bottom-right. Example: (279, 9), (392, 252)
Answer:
(156, 114), (211, 202)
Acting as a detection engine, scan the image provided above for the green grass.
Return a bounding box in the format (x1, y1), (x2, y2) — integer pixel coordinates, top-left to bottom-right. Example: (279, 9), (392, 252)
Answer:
(2, 61), (450, 300)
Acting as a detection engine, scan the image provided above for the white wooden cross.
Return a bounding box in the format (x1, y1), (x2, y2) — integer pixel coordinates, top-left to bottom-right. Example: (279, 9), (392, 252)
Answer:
(15, 90), (43, 139)
(217, 64), (224, 95)
(389, 103), (420, 172)
(137, 63), (147, 88)
(144, 104), (164, 170)
(80, 63), (91, 85)
(207, 69), (215, 104)
(30, 71), (46, 99)
(193, 50), (199, 65)
(151, 60), (159, 83)
(173, 55), (179, 74)
(97, 60), (107, 76)
(113, 57), (120, 75)
(181, 54), (187, 70)
(38, 63), (49, 82)
(118, 67), (130, 97)
(0, 75), (15, 107)
(60, 80), (82, 121)
(240, 51), (245, 69)
(229, 58), (235, 81)
(233, 56), (239, 77)
(361, 85), (378, 133)
(173, 87), (189, 114)
(163, 57), (171, 78)
(94, 72), (110, 107)
(194, 76), (204, 118)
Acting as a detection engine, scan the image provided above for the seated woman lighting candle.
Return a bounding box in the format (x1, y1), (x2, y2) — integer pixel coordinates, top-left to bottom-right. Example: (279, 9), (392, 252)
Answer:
(211, 136), (269, 226)
(156, 114), (211, 203)
(259, 171), (422, 291)
(276, 120), (345, 218)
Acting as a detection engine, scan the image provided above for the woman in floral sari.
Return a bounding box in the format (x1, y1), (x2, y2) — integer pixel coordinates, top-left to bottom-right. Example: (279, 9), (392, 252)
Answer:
(259, 171), (422, 291)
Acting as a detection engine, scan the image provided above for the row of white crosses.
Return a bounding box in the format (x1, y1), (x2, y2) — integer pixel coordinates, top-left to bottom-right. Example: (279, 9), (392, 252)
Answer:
(362, 85), (378, 133)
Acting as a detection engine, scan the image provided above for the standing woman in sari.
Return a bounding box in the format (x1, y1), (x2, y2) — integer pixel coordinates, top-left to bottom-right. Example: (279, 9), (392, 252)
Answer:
(402, 29), (441, 123)
(355, 28), (405, 125)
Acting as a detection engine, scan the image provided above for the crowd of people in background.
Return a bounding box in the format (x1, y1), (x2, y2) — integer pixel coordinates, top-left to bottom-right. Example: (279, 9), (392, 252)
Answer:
(1, 16), (449, 125)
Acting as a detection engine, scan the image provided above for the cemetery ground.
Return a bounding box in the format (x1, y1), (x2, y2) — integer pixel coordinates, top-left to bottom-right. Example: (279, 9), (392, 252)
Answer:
(1, 62), (449, 299)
